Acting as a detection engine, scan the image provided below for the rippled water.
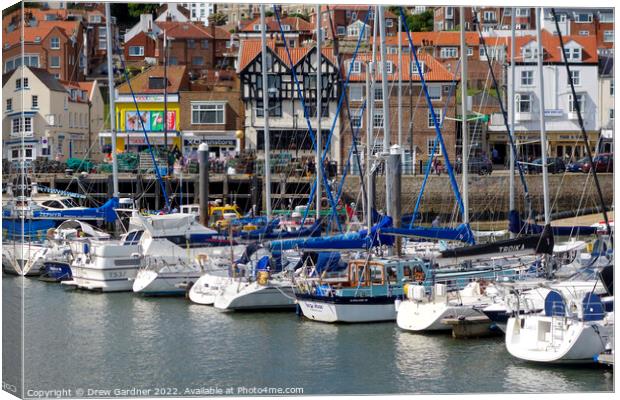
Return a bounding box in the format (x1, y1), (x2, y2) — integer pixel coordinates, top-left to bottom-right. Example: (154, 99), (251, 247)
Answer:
(2, 276), (613, 396)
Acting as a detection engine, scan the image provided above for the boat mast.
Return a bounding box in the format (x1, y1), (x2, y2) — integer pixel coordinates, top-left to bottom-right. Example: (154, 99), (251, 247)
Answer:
(105, 3), (119, 199)
(378, 6), (392, 217)
(509, 7), (516, 238)
(316, 4), (322, 219)
(397, 15), (402, 149)
(535, 8), (551, 226)
(366, 65), (372, 232)
(260, 5), (272, 220)
(460, 7), (469, 226)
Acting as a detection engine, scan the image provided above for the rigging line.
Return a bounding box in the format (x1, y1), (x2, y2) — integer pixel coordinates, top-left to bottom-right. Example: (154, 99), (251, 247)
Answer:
(114, 43), (170, 210)
(326, 5), (368, 210)
(272, 7), (352, 232)
(409, 59), (461, 229)
(298, 6), (373, 228)
(472, 10), (531, 219)
(399, 8), (467, 225)
(550, 8), (612, 243)
(331, 103), (367, 232)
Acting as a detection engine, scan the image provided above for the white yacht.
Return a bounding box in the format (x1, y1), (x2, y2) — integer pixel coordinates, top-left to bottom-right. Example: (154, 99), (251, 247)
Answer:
(396, 281), (498, 332)
(505, 286), (613, 364)
(70, 212), (241, 292)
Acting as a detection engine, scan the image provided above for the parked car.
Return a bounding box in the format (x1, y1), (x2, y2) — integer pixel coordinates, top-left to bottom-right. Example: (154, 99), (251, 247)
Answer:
(526, 157), (566, 174)
(455, 156), (493, 175)
(565, 157), (589, 172)
(581, 153), (613, 173)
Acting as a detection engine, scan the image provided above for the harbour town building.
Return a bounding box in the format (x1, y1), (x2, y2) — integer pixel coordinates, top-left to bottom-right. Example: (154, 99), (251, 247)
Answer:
(487, 29), (600, 161)
(237, 40), (342, 167)
(2, 66), (104, 162)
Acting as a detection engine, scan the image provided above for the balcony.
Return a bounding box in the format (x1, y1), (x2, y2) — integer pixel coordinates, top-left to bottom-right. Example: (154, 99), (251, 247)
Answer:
(515, 112), (532, 121)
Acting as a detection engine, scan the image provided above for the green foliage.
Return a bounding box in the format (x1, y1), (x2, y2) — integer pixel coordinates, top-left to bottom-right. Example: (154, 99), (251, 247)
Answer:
(265, 10), (274, 17)
(210, 12), (228, 26)
(406, 10), (434, 32)
(127, 3), (159, 18)
(288, 12), (310, 22)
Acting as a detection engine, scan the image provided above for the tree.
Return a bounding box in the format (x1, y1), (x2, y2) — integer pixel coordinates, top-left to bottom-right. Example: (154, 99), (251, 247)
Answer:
(127, 3), (160, 18)
(210, 12), (228, 26)
(406, 10), (434, 32)
(288, 12), (310, 22)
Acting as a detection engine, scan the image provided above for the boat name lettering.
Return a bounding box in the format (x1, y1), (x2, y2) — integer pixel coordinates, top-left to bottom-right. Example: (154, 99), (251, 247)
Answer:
(498, 244), (525, 252)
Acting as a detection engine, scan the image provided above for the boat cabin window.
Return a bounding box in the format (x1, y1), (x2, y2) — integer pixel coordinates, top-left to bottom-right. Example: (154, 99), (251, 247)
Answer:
(211, 210), (223, 220)
(403, 265), (413, 281)
(41, 200), (64, 209)
(386, 266), (398, 284)
(369, 265), (384, 285)
(124, 230), (143, 245)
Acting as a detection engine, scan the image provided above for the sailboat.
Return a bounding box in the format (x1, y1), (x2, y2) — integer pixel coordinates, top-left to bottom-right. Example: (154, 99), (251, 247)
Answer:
(504, 7), (614, 364)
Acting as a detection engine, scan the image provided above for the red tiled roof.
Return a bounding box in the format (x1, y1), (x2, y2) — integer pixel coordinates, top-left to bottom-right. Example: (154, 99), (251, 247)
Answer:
(374, 31), (482, 47)
(344, 52), (456, 82)
(156, 21), (231, 40)
(116, 65), (188, 94)
(3, 20), (80, 48)
(507, 29), (598, 63)
(239, 16), (314, 33)
(237, 40), (337, 72)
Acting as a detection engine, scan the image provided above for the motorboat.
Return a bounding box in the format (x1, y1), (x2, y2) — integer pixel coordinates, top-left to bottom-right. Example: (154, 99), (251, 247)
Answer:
(69, 212), (242, 292)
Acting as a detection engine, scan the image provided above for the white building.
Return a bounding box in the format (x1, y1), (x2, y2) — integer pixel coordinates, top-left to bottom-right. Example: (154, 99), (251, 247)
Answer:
(2, 66), (104, 161)
(598, 55), (614, 153)
(488, 30), (600, 160)
(182, 3), (215, 25)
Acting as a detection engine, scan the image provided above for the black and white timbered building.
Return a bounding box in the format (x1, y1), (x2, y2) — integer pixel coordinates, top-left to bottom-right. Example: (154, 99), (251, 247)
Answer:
(237, 40), (342, 167)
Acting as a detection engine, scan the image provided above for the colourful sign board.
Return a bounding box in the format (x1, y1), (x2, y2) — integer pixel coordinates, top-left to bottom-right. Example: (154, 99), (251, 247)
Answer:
(125, 111), (176, 132)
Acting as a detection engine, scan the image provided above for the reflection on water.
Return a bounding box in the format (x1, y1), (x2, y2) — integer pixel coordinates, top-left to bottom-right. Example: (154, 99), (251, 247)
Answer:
(1, 277), (611, 395)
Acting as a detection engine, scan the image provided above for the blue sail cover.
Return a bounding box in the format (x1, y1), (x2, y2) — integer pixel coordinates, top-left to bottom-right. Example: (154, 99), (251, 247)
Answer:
(268, 216), (394, 251)
(3, 197), (119, 223)
(231, 216), (268, 227)
(381, 223), (475, 244)
(508, 210), (597, 236)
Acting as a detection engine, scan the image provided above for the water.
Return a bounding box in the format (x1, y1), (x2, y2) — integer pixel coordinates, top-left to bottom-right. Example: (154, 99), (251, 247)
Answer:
(3, 276), (613, 396)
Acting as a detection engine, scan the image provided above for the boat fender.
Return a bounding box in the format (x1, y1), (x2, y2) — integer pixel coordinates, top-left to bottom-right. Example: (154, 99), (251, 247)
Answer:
(257, 271), (269, 285)
(403, 283), (410, 299)
(83, 243), (89, 255)
(395, 299), (402, 312)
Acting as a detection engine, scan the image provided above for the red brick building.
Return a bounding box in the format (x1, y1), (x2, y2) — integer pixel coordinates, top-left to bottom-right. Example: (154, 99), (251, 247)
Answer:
(3, 19), (85, 82)
(311, 6), (398, 41)
(156, 21), (233, 75)
(238, 16), (314, 48)
(340, 52), (459, 169)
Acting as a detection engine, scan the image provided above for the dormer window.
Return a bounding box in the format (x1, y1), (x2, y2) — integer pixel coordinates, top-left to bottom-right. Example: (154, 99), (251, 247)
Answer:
(575, 13), (593, 23)
(282, 25), (291, 31)
(89, 15), (102, 23)
(50, 37), (60, 49)
(563, 47), (582, 62)
(253, 24), (261, 31)
(411, 61), (425, 75)
(34, 36), (41, 43)
(349, 60), (361, 74)
(148, 76), (167, 89)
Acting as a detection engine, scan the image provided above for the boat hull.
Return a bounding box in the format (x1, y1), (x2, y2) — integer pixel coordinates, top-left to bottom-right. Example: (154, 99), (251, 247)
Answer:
(505, 316), (613, 364)
(188, 273), (232, 305)
(296, 295), (397, 323)
(214, 282), (296, 311)
(133, 269), (203, 296)
(396, 300), (482, 332)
